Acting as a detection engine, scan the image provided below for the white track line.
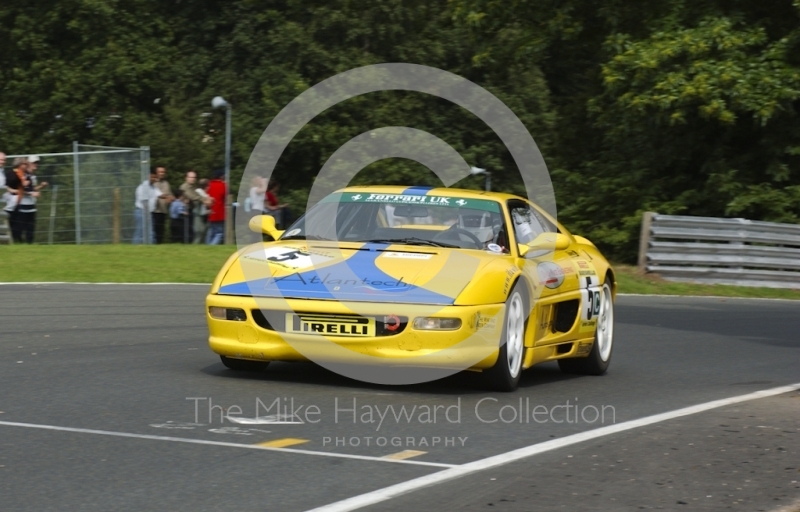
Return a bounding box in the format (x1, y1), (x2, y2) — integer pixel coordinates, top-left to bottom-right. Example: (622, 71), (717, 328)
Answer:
(0, 421), (454, 469)
(308, 383), (800, 512)
(618, 293), (800, 302)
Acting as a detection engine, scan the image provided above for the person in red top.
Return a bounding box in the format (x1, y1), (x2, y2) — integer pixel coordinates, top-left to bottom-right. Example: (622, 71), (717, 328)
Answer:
(205, 169), (226, 244)
(264, 179), (291, 229)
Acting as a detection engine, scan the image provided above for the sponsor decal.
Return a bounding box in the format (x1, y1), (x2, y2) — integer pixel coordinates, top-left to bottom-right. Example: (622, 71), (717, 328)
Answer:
(486, 243), (503, 254)
(537, 261), (566, 289)
(577, 260), (596, 277)
(475, 313), (497, 330)
(285, 228), (302, 237)
(503, 266), (519, 295)
(334, 192), (501, 213)
(273, 272), (409, 289)
(286, 314), (375, 337)
(578, 319), (597, 333)
(381, 252), (433, 260)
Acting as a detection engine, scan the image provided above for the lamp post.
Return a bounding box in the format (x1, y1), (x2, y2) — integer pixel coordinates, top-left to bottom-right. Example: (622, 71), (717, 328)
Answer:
(470, 166), (491, 191)
(212, 96), (233, 244)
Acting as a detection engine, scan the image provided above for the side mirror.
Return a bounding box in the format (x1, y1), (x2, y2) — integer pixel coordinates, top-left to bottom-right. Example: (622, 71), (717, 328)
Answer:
(518, 233), (570, 257)
(249, 215), (284, 240)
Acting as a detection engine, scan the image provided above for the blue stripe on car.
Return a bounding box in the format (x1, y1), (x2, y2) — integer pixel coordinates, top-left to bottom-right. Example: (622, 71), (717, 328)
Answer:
(218, 244), (456, 305)
(401, 186), (433, 195)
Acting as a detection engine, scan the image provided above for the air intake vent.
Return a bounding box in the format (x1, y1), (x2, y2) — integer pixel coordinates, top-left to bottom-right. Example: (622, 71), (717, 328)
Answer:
(552, 300), (579, 333)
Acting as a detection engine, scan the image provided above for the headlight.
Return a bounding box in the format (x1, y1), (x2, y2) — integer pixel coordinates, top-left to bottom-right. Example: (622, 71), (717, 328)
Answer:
(209, 307), (247, 321)
(412, 317), (462, 330)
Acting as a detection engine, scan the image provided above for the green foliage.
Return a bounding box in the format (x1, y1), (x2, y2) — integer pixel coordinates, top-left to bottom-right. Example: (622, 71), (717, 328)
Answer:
(0, 0), (554, 202)
(2, 0), (799, 261)
(455, 0), (800, 260)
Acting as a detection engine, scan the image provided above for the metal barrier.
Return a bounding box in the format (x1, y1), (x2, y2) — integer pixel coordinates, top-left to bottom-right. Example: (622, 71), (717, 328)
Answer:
(638, 212), (800, 289)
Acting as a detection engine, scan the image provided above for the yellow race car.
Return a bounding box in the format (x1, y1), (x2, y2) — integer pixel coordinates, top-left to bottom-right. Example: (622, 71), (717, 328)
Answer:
(206, 186), (615, 391)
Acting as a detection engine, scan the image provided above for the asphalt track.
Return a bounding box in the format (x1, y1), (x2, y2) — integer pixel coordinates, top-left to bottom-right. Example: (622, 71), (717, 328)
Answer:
(0, 285), (797, 511)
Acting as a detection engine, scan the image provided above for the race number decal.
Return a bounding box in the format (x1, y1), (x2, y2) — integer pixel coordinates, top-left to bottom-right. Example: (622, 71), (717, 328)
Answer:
(579, 274), (601, 332)
(244, 246), (333, 270)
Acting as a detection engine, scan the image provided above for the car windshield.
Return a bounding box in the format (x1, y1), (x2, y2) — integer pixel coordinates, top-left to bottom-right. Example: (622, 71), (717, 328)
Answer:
(280, 191), (509, 251)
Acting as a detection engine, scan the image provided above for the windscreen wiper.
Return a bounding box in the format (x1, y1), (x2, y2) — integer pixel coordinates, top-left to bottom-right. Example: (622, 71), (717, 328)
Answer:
(361, 238), (459, 248)
(280, 235), (330, 241)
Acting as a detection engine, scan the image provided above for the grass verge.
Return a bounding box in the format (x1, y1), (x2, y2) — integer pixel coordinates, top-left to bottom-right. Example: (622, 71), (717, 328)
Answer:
(0, 245), (233, 283)
(1, 246), (798, 299)
(613, 264), (800, 300)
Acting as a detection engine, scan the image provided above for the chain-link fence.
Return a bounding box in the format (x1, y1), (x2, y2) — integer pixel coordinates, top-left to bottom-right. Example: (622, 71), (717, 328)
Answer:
(6, 143), (149, 244)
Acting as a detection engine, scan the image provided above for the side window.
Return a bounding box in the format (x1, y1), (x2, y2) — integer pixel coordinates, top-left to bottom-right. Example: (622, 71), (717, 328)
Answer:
(508, 201), (549, 244)
(531, 207), (558, 234)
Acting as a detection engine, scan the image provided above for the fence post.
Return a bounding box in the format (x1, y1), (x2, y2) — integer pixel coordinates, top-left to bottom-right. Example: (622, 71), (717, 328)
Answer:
(73, 141), (81, 244)
(142, 200), (152, 245)
(638, 211), (655, 272)
(48, 185), (59, 245)
(112, 188), (121, 244)
(140, 146), (149, 183)
(140, 147), (151, 245)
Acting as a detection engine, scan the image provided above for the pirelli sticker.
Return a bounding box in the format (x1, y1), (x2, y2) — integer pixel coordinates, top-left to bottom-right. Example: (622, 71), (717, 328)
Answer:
(286, 314), (375, 337)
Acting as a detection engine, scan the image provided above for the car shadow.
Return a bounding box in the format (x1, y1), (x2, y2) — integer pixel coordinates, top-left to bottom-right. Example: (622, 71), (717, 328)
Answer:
(200, 359), (581, 395)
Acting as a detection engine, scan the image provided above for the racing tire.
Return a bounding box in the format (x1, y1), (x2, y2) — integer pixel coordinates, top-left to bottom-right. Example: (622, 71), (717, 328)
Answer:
(558, 281), (614, 376)
(220, 355), (269, 372)
(483, 282), (528, 391)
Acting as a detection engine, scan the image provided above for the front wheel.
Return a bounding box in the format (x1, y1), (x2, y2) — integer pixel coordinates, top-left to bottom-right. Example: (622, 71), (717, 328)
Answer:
(558, 282), (614, 375)
(220, 355), (269, 372)
(483, 283), (528, 391)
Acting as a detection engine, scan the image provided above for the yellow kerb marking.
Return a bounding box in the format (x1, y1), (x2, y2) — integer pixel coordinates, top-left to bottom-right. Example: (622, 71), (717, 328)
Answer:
(381, 450), (427, 461)
(257, 438), (309, 448)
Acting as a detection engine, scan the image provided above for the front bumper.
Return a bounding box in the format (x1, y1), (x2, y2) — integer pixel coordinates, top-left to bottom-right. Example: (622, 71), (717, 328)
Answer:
(206, 294), (505, 370)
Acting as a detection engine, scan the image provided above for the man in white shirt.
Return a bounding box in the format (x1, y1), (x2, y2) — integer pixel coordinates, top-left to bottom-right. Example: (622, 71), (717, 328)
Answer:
(0, 152), (6, 189)
(133, 169), (160, 244)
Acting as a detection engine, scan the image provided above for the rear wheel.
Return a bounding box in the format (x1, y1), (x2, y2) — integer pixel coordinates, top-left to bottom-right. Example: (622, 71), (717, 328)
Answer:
(483, 283), (528, 391)
(220, 355), (269, 372)
(558, 282), (614, 375)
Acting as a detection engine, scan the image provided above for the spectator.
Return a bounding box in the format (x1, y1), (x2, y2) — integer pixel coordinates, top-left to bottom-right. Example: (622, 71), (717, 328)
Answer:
(179, 171), (201, 242)
(133, 169), (160, 244)
(248, 176), (267, 242)
(265, 179), (291, 229)
(3, 157), (30, 243)
(194, 178), (212, 244)
(0, 152), (8, 211)
(249, 176), (267, 215)
(15, 155), (48, 244)
(152, 166), (174, 244)
(0, 152), (6, 189)
(206, 169), (226, 244)
(169, 189), (190, 243)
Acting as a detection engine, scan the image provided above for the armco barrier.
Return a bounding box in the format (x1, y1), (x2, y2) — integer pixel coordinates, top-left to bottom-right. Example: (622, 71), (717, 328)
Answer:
(638, 212), (800, 289)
